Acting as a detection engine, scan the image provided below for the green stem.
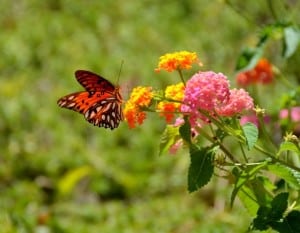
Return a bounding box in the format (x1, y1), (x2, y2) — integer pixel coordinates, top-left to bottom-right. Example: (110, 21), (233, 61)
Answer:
(239, 141), (248, 163)
(223, 0), (253, 25)
(197, 127), (240, 164)
(267, 0), (278, 21)
(257, 114), (278, 151)
(177, 68), (186, 86)
(254, 144), (300, 172)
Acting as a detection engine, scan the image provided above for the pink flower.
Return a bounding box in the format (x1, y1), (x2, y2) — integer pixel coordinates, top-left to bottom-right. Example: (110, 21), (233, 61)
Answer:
(240, 114), (270, 127)
(169, 139), (183, 154)
(279, 107), (300, 122)
(216, 88), (254, 117)
(181, 71), (230, 126)
(168, 117), (200, 154)
(240, 115), (259, 126)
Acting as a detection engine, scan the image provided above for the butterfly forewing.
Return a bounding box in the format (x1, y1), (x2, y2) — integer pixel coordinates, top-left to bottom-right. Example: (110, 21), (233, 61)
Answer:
(75, 70), (115, 92)
(57, 70), (123, 130)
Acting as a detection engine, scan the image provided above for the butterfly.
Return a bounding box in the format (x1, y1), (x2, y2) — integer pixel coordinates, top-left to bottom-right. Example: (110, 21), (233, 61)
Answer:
(57, 70), (123, 130)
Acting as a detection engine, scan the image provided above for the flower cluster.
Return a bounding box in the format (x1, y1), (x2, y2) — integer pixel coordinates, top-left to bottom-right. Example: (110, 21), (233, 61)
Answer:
(123, 86), (153, 128)
(279, 107), (300, 123)
(155, 51), (201, 72)
(181, 71), (254, 127)
(236, 58), (274, 86)
(124, 51), (254, 133)
(280, 107), (300, 135)
(157, 82), (185, 123)
(181, 71), (231, 125)
(216, 88), (254, 117)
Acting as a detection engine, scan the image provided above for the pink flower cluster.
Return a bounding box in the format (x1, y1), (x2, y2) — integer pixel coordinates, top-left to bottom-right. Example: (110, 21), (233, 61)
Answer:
(279, 107), (300, 122)
(181, 71), (254, 127)
(216, 88), (254, 117)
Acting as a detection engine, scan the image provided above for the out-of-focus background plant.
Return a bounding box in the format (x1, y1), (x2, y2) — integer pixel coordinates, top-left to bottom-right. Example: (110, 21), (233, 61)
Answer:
(1, 0), (299, 232)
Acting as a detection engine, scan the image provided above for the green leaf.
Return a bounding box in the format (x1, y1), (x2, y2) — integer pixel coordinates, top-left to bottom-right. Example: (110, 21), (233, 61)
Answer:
(231, 162), (268, 207)
(251, 177), (273, 206)
(251, 193), (290, 232)
(283, 26), (300, 58)
(285, 210), (300, 232)
(252, 206), (271, 230)
(159, 125), (180, 156)
(235, 46), (264, 72)
(235, 177), (273, 217)
(270, 192), (288, 221)
(242, 122), (258, 150)
(188, 146), (214, 192)
(58, 165), (92, 195)
(278, 141), (300, 156)
(179, 116), (191, 144)
(267, 164), (300, 190)
(237, 184), (259, 216)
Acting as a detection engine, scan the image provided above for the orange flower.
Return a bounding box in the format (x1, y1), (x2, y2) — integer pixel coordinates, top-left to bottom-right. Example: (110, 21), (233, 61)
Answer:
(237, 58), (273, 86)
(124, 86), (153, 128)
(155, 51), (202, 72)
(157, 82), (185, 123)
(255, 58), (273, 84)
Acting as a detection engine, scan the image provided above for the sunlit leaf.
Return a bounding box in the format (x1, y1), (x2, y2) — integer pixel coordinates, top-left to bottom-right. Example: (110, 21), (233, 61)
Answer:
(267, 164), (300, 190)
(278, 141), (300, 156)
(242, 122), (258, 150)
(58, 166), (92, 195)
(283, 26), (300, 58)
(237, 184), (259, 216)
(159, 125), (180, 156)
(231, 162), (268, 207)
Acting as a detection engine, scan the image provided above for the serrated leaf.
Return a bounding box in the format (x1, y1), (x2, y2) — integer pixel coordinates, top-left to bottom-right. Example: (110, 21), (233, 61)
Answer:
(159, 125), (180, 156)
(179, 116), (191, 144)
(270, 221), (293, 233)
(267, 164), (300, 190)
(283, 26), (300, 58)
(285, 210), (300, 232)
(188, 147), (214, 192)
(278, 141), (300, 155)
(270, 192), (288, 221)
(242, 122), (258, 150)
(58, 165), (92, 195)
(252, 206), (270, 230)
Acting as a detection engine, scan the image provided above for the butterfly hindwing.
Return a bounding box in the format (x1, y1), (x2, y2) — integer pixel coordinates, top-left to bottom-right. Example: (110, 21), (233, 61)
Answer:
(84, 97), (123, 129)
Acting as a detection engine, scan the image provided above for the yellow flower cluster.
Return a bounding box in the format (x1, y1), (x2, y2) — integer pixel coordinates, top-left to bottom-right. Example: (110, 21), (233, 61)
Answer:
(155, 51), (201, 72)
(123, 86), (153, 128)
(157, 82), (185, 123)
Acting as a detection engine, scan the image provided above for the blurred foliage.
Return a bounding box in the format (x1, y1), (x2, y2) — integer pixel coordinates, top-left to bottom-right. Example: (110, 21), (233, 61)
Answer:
(0, 0), (299, 232)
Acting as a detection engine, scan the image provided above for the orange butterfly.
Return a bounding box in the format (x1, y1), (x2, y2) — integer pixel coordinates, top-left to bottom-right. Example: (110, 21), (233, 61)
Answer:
(57, 70), (123, 130)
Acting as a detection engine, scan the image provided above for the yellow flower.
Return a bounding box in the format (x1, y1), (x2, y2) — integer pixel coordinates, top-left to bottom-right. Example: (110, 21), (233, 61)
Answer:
(157, 82), (185, 123)
(124, 86), (153, 128)
(155, 51), (201, 72)
(165, 82), (185, 101)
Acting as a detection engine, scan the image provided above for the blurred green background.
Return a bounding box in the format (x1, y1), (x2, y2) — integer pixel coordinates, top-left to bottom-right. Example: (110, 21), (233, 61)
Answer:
(1, 1), (299, 232)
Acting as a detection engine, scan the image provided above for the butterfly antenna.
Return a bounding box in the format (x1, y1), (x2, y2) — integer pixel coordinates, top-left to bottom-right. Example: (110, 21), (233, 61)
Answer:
(116, 60), (124, 85)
